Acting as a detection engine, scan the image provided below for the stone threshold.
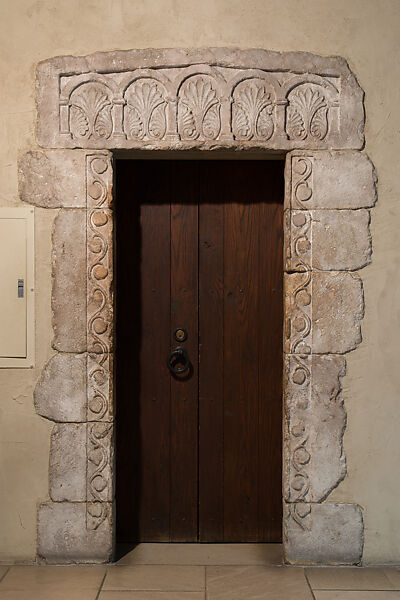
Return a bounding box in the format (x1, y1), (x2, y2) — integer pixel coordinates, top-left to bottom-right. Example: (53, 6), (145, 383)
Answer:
(114, 543), (283, 566)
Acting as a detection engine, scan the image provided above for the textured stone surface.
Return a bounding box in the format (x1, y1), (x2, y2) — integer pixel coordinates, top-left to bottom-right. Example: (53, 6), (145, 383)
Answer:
(18, 150), (112, 209)
(286, 151), (377, 210)
(52, 209), (87, 352)
(312, 271), (364, 354)
(34, 353), (87, 422)
(312, 210), (371, 271)
(87, 353), (113, 422)
(284, 503), (364, 565)
(284, 354), (347, 504)
(49, 424), (87, 501)
(36, 48), (364, 150)
(87, 208), (114, 354)
(284, 271), (364, 355)
(285, 209), (371, 272)
(87, 421), (114, 504)
(38, 502), (113, 563)
(18, 150), (87, 208)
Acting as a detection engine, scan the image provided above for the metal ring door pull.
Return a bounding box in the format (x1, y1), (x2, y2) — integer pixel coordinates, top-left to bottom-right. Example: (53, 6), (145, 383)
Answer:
(167, 346), (190, 375)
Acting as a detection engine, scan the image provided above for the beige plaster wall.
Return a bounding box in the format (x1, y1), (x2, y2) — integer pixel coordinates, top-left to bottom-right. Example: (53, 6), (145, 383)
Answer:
(0, 0), (399, 564)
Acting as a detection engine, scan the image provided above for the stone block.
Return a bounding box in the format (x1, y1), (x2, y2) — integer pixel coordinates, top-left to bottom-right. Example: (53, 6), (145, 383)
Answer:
(312, 271), (364, 354)
(284, 503), (363, 565)
(34, 353), (87, 422)
(284, 271), (364, 354)
(286, 151), (377, 210)
(49, 424), (87, 501)
(38, 502), (113, 563)
(18, 150), (88, 208)
(284, 355), (347, 504)
(52, 209), (87, 352)
(285, 209), (371, 272)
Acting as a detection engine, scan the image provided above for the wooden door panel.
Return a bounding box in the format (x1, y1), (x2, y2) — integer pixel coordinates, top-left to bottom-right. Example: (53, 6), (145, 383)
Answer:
(116, 159), (283, 544)
(198, 162), (283, 542)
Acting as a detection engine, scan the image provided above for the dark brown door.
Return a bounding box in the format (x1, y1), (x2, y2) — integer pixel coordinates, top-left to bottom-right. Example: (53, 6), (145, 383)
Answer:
(116, 160), (283, 543)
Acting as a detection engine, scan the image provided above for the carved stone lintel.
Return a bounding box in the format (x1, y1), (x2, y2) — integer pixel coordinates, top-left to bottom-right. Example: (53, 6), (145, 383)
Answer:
(36, 49), (364, 149)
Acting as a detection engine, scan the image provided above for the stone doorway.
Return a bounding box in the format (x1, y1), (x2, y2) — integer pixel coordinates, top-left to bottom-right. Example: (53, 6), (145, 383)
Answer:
(18, 48), (377, 565)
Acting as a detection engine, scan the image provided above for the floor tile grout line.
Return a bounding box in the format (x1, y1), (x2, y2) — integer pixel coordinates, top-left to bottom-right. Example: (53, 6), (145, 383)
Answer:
(0, 567), (10, 584)
(304, 570), (317, 600)
(95, 569), (108, 600)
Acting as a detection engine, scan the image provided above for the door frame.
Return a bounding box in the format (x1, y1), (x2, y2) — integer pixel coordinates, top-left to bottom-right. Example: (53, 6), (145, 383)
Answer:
(22, 48), (377, 565)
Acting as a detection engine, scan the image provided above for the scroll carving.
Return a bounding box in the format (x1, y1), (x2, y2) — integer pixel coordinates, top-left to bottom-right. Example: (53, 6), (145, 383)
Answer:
(124, 79), (167, 140)
(285, 271), (312, 355)
(178, 75), (221, 140)
(291, 156), (313, 209)
(285, 355), (312, 530)
(232, 79), (274, 140)
(70, 83), (113, 140)
(87, 422), (113, 530)
(286, 84), (329, 141)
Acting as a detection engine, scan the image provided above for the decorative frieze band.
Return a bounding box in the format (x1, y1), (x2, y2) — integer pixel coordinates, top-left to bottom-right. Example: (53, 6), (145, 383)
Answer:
(36, 48), (364, 150)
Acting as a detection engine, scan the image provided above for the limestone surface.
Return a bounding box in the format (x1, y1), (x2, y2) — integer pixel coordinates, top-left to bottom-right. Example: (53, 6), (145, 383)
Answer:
(34, 353), (87, 422)
(52, 209), (87, 352)
(38, 502), (113, 563)
(49, 424), (87, 501)
(284, 503), (364, 565)
(286, 151), (377, 210)
(18, 150), (88, 208)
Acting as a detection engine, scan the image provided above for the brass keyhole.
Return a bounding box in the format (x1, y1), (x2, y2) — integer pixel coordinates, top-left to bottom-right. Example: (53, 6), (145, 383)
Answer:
(174, 328), (187, 342)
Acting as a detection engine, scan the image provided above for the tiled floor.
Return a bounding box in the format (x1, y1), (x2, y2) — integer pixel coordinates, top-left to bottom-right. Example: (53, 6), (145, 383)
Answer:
(0, 545), (400, 599)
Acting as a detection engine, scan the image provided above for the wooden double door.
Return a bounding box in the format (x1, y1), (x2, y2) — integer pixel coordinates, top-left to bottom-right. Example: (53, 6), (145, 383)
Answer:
(116, 159), (284, 543)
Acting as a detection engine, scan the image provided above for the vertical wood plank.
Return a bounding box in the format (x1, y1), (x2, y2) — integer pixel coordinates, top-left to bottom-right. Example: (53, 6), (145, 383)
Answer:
(198, 162), (224, 541)
(222, 162), (260, 542)
(170, 161), (199, 541)
(115, 160), (171, 542)
(257, 162), (284, 542)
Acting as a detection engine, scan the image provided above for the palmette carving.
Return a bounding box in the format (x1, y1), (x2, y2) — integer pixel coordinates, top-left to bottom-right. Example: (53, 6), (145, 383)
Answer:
(286, 84), (329, 141)
(70, 83), (113, 140)
(124, 80), (167, 140)
(178, 76), (221, 140)
(232, 79), (274, 140)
